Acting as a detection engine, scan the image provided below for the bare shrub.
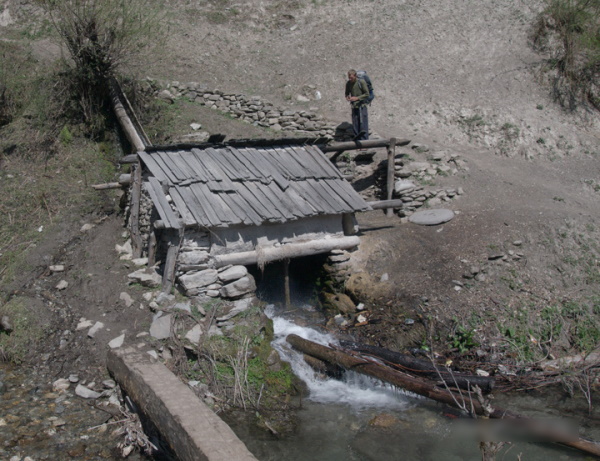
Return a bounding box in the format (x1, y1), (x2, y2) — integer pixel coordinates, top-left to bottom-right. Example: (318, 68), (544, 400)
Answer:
(532, 0), (600, 112)
(43, 0), (165, 135)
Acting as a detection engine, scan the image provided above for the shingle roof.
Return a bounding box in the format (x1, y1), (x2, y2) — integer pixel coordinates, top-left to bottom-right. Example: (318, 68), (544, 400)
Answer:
(139, 144), (370, 229)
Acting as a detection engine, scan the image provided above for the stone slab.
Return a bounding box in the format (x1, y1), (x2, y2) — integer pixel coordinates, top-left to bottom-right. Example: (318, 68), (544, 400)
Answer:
(408, 209), (455, 226)
(107, 347), (257, 461)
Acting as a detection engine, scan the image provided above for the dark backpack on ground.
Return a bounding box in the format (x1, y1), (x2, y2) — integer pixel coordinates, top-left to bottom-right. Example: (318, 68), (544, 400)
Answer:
(356, 70), (375, 104)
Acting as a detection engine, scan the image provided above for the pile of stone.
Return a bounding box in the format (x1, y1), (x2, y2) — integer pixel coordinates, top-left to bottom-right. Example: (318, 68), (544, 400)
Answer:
(178, 264), (257, 300)
(393, 179), (464, 217)
(392, 145), (467, 217)
(156, 80), (335, 138)
(324, 249), (354, 284)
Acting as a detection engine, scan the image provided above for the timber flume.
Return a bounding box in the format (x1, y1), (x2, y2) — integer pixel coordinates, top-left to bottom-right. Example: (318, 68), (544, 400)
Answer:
(286, 333), (600, 458)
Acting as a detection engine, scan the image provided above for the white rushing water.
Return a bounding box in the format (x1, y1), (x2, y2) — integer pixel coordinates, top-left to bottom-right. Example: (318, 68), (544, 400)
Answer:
(265, 305), (415, 411)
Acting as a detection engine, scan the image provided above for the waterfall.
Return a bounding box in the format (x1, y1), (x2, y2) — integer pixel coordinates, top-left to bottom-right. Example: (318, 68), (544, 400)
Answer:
(265, 305), (416, 410)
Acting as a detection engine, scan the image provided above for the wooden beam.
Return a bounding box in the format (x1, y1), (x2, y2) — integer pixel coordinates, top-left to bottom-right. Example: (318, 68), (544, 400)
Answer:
(366, 199), (404, 210)
(283, 259), (291, 309)
(386, 138), (396, 217)
(91, 174), (131, 190)
(322, 138), (410, 153)
(162, 229), (182, 293)
(213, 236), (360, 268)
(120, 154), (139, 164)
(130, 163), (144, 259)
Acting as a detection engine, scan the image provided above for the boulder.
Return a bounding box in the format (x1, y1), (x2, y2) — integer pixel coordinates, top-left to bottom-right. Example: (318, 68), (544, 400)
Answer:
(128, 268), (162, 288)
(179, 269), (219, 292)
(149, 314), (172, 340)
(218, 265), (248, 283)
(220, 275), (256, 299)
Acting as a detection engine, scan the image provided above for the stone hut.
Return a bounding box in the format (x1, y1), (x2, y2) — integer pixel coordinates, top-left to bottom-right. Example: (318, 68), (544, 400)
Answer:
(130, 139), (371, 299)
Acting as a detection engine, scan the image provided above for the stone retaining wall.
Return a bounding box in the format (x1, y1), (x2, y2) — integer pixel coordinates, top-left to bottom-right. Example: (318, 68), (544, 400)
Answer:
(154, 80), (336, 139)
(392, 145), (468, 217)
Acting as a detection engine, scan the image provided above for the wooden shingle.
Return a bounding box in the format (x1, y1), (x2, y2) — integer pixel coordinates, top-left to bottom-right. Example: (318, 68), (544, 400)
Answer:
(140, 143), (370, 228)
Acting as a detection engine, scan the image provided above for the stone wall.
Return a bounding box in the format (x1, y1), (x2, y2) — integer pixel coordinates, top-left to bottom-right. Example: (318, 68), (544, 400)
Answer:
(392, 144), (468, 217)
(154, 80), (336, 139)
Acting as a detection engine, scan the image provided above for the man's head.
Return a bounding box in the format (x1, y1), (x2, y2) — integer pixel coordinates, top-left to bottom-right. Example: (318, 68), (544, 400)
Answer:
(348, 69), (357, 82)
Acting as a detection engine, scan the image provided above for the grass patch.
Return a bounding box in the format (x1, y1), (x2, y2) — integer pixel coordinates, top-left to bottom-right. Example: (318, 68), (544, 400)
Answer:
(0, 297), (47, 363)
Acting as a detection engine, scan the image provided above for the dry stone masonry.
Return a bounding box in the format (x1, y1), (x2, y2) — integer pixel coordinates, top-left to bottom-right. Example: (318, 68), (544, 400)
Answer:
(154, 79), (336, 139)
(393, 144), (467, 218)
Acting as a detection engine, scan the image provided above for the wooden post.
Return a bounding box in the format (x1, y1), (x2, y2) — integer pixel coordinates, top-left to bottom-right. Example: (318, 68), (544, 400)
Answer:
(283, 259), (291, 309)
(162, 229), (182, 293)
(147, 229), (157, 267)
(386, 137), (396, 217)
(130, 163), (143, 259)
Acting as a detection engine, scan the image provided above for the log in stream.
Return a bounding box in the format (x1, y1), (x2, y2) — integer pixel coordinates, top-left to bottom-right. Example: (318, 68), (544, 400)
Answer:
(286, 334), (600, 458)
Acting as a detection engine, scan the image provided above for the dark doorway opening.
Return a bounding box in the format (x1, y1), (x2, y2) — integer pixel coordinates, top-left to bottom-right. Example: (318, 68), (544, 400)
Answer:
(248, 254), (329, 307)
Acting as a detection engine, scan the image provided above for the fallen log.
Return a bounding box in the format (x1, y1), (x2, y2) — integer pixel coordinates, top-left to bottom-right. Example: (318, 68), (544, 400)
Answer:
(339, 340), (494, 393)
(286, 334), (600, 457)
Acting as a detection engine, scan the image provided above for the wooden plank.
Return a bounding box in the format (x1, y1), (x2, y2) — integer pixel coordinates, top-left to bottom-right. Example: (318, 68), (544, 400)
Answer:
(138, 151), (170, 183)
(247, 147), (290, 189)
(292, 180), (333, 214)
(254, 182), (295, 221)
(305, 145), (342, 178)
(144, 177), (180, 228)
(205, 147), (252, 181)
(271, 147), (305, 179)
(217, 191), (257, 226)
(286, 182), (318, 216)
(188, 183), (223, 227)
(196, 182), (234, 225)
(148, 152), (181, 184)
(241, 181), (285, 222)
(158, 151), (188, 182)
(229, 147), (267, 180)
(323, 178), (368, 211)
(266, 181), (303, 218)
(162, 230), (181, 293)
(220, 147), (252, 180)
(317, 178), (354, 212)
(169, 152), (196, 182)
(233, 182), (277, 221)
(242, 149), (274, 185)
(169, 187), (196, 226)
(386, 138), (396, 217)
(190, 148), (216, 182)
(178, 186), (212, 227)
(280, 147), (311, 179)
(259, 148), (293, 180)
(179, 150), (209, 182)
(192, 150), (221, 182)
(308, 178), (348, 213)
(286, 146), (323, 179)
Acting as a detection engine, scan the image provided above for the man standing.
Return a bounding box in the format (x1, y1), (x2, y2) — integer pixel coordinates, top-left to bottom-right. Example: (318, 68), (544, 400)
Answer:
(345, 69), (369, 141)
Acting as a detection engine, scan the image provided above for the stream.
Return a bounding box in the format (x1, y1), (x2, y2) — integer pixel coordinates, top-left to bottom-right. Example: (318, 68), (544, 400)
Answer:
(1, 301), (598, 460)
(227, 303), (600, 461)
